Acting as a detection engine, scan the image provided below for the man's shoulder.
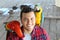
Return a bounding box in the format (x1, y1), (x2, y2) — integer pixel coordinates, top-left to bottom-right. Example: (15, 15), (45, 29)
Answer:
(34, 25), (44, 30)
(33, 25), (50, 40)
(34, 25), (47, 34)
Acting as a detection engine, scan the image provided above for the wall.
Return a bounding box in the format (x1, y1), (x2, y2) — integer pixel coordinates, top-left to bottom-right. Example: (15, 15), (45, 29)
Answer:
(55, 0), (60, 7)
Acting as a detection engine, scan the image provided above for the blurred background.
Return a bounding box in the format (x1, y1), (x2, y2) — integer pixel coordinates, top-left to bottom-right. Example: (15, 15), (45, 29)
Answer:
(0, 0), (60, 40)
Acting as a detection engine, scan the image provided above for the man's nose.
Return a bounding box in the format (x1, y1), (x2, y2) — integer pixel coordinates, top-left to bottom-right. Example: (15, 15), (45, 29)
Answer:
(28, 20), (32, 25)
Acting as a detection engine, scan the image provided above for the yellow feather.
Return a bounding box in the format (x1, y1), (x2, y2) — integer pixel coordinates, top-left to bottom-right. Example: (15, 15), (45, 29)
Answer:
(35, 7), (43, 26)
(6, 23), (10, 30)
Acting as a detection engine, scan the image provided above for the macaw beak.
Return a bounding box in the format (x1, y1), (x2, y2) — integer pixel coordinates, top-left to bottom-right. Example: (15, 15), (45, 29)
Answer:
(6, 20), (24, 38)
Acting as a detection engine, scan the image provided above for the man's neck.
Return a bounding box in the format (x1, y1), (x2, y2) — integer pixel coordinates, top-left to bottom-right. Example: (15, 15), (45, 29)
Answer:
(24, 28), (32, 34)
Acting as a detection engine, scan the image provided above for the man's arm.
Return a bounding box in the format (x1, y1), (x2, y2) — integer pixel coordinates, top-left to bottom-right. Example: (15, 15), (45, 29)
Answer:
(6, 31), (20, 40)
(42, 27), (50, 40)
(6, 31), (12, 40)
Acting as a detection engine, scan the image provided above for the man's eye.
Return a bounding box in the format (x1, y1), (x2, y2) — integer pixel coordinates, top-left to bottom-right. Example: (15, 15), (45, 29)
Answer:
(31, 18), (33, 20)
(31, 18), (34, 20)
(24, 18), (27, 21)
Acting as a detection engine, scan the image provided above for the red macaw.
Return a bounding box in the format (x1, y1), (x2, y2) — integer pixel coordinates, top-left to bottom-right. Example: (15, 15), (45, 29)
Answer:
(5, 20), (23, 38)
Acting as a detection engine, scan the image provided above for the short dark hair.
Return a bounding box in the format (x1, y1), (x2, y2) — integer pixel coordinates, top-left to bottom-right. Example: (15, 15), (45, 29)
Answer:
(20, 5), (35, 19)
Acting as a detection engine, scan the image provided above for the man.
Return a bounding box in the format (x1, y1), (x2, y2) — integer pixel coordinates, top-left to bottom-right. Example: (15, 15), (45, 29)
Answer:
(6, 5), (50, 40)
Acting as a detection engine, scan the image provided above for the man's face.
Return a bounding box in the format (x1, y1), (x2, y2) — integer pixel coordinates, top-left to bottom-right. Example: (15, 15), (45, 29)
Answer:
(21, 11), (35, 31)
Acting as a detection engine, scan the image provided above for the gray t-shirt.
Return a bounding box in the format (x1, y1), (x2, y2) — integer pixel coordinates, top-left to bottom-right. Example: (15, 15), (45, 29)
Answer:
(23, 33), (31, 40)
